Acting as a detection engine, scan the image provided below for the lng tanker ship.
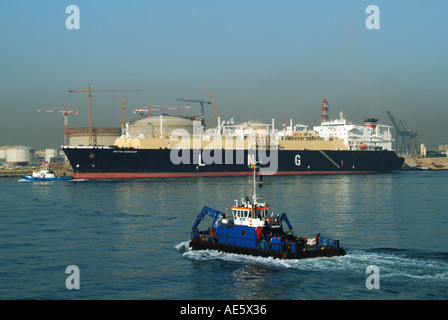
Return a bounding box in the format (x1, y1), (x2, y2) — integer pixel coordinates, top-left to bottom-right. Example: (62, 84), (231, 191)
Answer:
(62, 100), (404, 179)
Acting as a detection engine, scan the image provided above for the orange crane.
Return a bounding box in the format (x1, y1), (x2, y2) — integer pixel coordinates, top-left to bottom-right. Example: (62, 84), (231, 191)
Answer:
(202, 88), (219, 126)
(68, 82), (142, 145)
(121, 96), (126, 128)
(37, 105), (79, 146)
(176, 98), (211, 126)
(133, 104), (191, 117)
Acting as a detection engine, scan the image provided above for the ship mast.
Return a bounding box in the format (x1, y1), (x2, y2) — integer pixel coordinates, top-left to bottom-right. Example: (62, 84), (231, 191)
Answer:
(251, 163), (262, 206)
(253, 163), (257, 205)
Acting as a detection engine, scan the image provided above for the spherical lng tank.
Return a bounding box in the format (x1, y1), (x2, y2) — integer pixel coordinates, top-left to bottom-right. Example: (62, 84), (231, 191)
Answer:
(127, 115), (195, 138)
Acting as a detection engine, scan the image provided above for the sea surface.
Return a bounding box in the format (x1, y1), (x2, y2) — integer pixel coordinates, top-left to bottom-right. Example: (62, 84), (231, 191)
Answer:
(0, 171), (447, 300)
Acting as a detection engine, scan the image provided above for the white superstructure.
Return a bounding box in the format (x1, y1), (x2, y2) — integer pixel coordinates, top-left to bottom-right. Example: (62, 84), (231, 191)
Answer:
(31, 163), (56, 179)
(313, 111), (393, 151)
(116, 98), (394, 152)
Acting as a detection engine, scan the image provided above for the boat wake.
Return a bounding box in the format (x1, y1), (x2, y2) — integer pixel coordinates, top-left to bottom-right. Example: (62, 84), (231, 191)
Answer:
(176, 241), (448, 282)
(344, 248), (448, 281)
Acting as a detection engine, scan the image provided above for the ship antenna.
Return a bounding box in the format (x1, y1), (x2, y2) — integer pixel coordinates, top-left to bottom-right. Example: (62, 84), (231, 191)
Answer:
(251, 162), (258, 205)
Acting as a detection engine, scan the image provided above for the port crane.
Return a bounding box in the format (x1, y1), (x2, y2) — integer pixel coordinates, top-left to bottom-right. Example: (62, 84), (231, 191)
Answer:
(202, 88), (219, 126)
(176, 98), (211, 126)
(121, 97), (126, 128)
(386, 111), (418, 154)
(177, 89), (218, 126)
(37, 105), (79, 146)
(133, 104), (191, 118)
(68, 82), (142, 145)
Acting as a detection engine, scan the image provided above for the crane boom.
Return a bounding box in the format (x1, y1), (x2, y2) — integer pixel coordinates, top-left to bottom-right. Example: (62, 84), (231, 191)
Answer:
(37, 106), (79, 146)
(386, 111), (399, 131)
(176, 98), (211, 126)
(202, 88), (219, 126)
(386, 111), (418, 153)
(68, 82), (142, 145)
(121, 97), (126, 128)
(133, 104), (190, 117)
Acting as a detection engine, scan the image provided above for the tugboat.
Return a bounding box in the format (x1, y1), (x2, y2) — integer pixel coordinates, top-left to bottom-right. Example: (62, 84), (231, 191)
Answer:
(189, 163), (346, 259)
(23, 162), (73, 181)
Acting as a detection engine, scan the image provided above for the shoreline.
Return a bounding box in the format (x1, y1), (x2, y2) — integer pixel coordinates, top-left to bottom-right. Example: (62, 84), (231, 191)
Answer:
(0, 168), (73, 178)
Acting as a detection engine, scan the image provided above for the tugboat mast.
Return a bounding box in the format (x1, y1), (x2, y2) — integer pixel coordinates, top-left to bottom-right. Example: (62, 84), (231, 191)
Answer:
(252, 163), (257, 205)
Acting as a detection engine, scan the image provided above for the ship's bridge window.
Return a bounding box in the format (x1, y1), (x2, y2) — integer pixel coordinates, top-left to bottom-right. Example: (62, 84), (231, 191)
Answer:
(257, 208), (267, 219)
(232, 208), (252, 219)
(233, 209), (249, 218)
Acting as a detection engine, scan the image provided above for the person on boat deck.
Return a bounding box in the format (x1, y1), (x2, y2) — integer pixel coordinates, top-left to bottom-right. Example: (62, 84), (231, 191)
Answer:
(258, 236), (267, 250)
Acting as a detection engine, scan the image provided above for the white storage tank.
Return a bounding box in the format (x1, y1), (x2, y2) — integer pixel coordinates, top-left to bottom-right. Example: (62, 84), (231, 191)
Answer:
(45, 149), (57, 163)
(5, 146), (33, 164)
(0, 146), (6, 161)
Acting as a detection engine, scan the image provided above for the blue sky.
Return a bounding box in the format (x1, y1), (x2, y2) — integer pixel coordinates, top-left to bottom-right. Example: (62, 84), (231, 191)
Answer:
(0, 0), (447, 149)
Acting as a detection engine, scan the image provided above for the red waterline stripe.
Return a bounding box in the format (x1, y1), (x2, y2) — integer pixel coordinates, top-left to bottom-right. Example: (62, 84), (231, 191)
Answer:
(73, 170), (380, 179)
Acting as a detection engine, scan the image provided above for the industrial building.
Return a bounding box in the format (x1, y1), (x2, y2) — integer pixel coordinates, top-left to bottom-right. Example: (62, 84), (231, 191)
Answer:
(34, 149), (66, 163)
(0, 146), (69, 167)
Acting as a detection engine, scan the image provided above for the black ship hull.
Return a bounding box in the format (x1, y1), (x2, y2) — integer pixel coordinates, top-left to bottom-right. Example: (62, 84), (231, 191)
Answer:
(62, 146), (404, 179)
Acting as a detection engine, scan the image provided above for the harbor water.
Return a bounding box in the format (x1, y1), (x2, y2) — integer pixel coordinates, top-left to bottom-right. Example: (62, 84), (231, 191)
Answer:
(0, 171), (447, 300)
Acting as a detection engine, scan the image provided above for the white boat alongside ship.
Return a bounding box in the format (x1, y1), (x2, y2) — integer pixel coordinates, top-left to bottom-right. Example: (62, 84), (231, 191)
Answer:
(23, 163), (73, 181)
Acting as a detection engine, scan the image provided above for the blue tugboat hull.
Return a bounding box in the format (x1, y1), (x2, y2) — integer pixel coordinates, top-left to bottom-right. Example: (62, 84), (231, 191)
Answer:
(189, 239), (345, 259)
(23, 175), (73, 181)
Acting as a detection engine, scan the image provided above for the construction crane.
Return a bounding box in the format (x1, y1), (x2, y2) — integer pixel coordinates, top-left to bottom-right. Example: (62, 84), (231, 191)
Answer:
(121, 96), (127, 128)
(37, 105), (79, 146)
(133, 104), (191, 118)
(202, 88), (219, 126)
(68, 82), (142, 145)
(176, 98), (211, 126)
(386, 111), (418, 154)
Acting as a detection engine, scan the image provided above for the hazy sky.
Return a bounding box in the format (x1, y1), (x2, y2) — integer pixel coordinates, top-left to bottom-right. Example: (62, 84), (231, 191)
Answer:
(1, 0), (447, 149)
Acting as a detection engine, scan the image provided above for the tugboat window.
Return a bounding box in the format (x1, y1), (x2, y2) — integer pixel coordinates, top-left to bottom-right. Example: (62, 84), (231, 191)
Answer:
(241, 230), (246, 237)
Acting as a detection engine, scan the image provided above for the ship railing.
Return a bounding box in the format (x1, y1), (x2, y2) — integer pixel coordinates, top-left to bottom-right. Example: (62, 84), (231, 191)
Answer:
(261, 240), (293, 253)
(261, 237), (339, 253)
(319, 236), (339, 249)
(192, 230), (217, 243)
